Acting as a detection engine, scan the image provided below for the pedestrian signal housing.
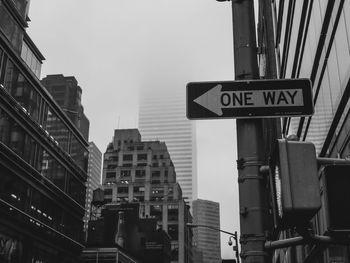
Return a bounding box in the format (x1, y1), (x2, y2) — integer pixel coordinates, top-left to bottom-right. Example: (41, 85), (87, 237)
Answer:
(272, 139), (321, 228)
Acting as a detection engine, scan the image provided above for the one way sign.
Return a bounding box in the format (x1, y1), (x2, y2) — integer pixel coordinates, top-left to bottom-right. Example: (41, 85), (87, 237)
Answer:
(186, 79), (314, 119)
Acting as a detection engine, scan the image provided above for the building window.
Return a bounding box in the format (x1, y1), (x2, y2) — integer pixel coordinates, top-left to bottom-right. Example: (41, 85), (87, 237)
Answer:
(21, 41), (42, 78)
(41, 150), (66, 191)
(168, 205), (178, 221)
(135, 170), (145, 177)
(151, 171), (160, 178)
(151, 180), (161, 184)
(104, 189), (112, 195)
(0, 3), (23, 52)
(4, 60), (41, 122)
(127, 146), (134, 151)
(133, 186), (145, 193)
(133, 196), (144, 202)
(168, 224), (179, 240)
(69, 134), (89, 172)
(137, 154), (147, 161)
(150, 196), (162, 201)
(109, 156), (118, 162)
(68, 173), (86, 206)
(106, 172), (115, 179)
(150, 205), (162, 219)
(123, 154), (132, 161)
(44, 107), (70, 152)
(136, 146), (144, 151)
(122, 163), (132, 167)
(117, 187), (128, 194)
(171, 243), (179, 261)
(120, 170), (131, 177)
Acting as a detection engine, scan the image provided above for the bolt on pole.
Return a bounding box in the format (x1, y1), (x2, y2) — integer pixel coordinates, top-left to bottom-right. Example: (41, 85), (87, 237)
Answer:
(231, 0), (271, 262)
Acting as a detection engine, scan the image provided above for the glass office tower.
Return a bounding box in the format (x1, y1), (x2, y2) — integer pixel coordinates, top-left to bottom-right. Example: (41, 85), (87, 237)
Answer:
(0, 1), (88, 261)
(192, 199), (221, 263)
(264, 1), (350, 262)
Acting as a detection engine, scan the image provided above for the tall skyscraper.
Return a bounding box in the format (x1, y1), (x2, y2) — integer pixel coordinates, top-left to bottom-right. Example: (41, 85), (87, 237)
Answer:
(84, 141), (102, 230)
(102, 129), (193, 263)
(139, 88), (197, 206)
(258, 0), (350, 262)
(0, 1), (88, 261)
(88, 141), (102, 189)
(192, 199), (221, 263)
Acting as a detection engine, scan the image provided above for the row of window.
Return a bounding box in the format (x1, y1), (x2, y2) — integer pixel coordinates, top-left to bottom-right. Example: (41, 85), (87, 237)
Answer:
(275, 0), (350, 156)
(0, 227), (81, 263)
(0, 107), (86, 206)
(125, 145), (145, 151)
(106, 170), (168, 183)
(21, 40), (42, 78)
(0, 1), (23, 52)
(106, 162), (169, 168)
(0, 164), (84, 243)
(105, 186), (173, 195)
(113, 153), (168, 162)
(0, 47), (89, 172)
(106, 169), (169, 178)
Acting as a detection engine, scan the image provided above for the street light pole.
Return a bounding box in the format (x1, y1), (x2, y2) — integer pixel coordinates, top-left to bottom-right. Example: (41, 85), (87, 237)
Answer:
(186, 223), (239, 262)
(229, 232), (240, 263)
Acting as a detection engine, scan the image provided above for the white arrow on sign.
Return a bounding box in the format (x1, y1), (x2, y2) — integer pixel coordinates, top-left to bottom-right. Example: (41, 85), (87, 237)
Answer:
(193, 84), (304, 116)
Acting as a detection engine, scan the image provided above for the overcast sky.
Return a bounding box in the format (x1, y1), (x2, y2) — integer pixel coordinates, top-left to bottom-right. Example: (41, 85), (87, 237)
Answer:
(28, 0), (240, 259)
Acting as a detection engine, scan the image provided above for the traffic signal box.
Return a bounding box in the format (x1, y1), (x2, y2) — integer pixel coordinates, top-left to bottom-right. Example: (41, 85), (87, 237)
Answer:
(274, 139), (321, 228)
(321, 165), (350, 232)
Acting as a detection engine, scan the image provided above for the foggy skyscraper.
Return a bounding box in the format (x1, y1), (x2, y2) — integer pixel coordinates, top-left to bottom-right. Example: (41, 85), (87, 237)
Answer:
(138, 88), (197, 206)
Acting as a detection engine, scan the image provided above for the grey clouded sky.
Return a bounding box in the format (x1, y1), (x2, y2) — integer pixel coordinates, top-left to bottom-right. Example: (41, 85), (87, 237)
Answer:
(28, 0), (240, 258)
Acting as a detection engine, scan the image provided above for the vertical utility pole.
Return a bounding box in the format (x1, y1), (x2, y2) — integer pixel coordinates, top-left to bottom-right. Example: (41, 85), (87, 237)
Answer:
(231, 0), (271, 262)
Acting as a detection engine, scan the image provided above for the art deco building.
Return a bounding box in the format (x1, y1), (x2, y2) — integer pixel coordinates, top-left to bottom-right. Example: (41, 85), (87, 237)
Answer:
(139, 88), (197, 206)
(0, 0), (88, 261)
(192, 199), (221, 263)
(102, 129), (193, 263)
(258, 0), (350, 262)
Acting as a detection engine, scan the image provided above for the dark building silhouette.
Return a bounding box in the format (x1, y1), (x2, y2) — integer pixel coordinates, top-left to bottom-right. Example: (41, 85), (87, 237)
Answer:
(0, 0), (89, 262)
(41, 74), (90, 141)
(83, 203), (171, 263)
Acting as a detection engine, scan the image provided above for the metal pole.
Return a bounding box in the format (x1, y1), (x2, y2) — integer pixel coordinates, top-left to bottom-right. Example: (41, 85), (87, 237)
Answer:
(231, 0), (270, 262)
(317, 157), (350, 166)
(187, 223), (237, 236)
(234, 231), (240, 263)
